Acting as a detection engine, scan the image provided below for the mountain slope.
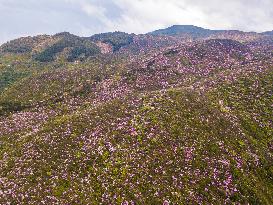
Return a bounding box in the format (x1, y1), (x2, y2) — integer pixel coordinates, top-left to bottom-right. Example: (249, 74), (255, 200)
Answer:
(0, 25), (272, 204)
(0, 68), (272, 204)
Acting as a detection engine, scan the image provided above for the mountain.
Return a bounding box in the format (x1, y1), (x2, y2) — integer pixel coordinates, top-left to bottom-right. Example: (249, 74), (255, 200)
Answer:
(149, 25), (218, 37)
(0, 25), (272, 204)
(262, 30), (273, 35)
(34, 32), (101, 62)
(0, 32), (101, 62)
(149, 25), (265, 42)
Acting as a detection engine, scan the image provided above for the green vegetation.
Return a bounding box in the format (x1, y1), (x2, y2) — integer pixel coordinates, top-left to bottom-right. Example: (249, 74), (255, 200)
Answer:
(90, 31), (134, 51)
(34, 35), (100, 62)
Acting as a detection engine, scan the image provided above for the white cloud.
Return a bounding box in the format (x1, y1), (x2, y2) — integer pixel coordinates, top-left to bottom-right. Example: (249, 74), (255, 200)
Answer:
(108, 0), (273, 32)
(182, 0), (273, 31)
(0, 0), (272, 43)
(109, 0), (208, 32)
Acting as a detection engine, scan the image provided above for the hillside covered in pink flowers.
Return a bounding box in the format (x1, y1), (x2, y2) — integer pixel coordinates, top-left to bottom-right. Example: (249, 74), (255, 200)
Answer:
(0, 25), (272, 204)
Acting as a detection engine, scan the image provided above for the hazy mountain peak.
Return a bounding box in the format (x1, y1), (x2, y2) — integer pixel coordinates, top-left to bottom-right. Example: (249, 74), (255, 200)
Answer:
(149, 24), (214, 37)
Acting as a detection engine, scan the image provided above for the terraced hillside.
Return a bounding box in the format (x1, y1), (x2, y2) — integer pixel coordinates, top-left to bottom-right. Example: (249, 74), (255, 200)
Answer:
(0, 26), (272, 204)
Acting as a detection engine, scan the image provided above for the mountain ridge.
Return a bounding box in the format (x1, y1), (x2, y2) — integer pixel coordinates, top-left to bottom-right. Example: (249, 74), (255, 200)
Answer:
(1, 25), (272, 63)
(1, 24), (272, 47)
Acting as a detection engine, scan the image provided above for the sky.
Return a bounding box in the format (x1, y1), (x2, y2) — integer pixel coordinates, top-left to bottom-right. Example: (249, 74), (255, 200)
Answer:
(0, 0), (273, 44)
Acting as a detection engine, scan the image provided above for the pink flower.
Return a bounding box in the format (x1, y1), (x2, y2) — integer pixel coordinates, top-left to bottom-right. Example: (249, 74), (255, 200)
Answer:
(122, 201), (129, 205)
(163, 200), (170, 205)
(130, 127), (138, 136)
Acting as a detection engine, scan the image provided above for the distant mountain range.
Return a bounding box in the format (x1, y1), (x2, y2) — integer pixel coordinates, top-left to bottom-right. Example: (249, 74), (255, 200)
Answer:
(0, 25), (272, 63)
